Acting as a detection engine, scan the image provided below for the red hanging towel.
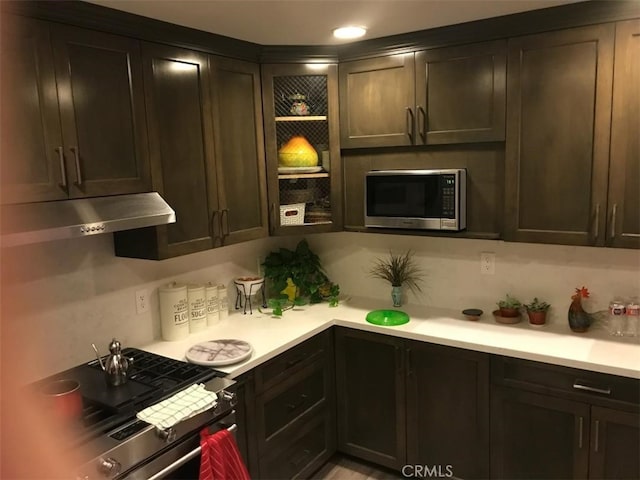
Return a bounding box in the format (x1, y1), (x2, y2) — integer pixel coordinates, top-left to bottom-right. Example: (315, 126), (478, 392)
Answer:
(200, 427), (250, 480)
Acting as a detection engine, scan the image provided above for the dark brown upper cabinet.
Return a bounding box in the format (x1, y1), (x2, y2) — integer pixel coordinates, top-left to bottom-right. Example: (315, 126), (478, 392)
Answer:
(607, 19), (640, 249)
(209, 56), (268, 246)
(114, 46), (268, 259)
(115, 43), (218, 259)
(338, 41), (506, 149)
(0, 18), (150, 204)
(339, 54), (416, 148)
(503, 24), (618, 248)
(261, 63), (342, 236)
(414, 40), (506, 144)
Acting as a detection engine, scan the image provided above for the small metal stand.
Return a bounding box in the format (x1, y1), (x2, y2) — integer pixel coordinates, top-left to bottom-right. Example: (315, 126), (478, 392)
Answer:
(234, 280), (267, 315)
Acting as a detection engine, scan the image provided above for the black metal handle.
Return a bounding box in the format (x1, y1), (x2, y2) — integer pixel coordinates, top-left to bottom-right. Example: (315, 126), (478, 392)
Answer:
(593, 203), (600, 241)
(578, 416), (584, 449)
(610, 203), (617, 239)
(70, 146), (82, 186)
(270, 203), (276, 234)
(222, 208), (230, 238)
(210, 210), (219, 244)
(406, 107), (415, 143)
(417, 106), (427, 143)
(286, 354), (307, 368)
(56, 147), (67, 189)
(594, 420), (600, 453)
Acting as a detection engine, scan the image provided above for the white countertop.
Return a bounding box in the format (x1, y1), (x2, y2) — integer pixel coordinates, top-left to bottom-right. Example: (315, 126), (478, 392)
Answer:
(141, 296), (640, 380)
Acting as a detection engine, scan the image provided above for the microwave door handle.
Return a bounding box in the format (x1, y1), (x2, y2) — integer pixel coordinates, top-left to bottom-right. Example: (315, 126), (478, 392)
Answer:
(146, 424), (237, 480)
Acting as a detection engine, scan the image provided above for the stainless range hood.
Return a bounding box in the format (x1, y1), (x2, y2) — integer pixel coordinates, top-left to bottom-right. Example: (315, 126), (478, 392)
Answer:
(1, 192), (176, 247)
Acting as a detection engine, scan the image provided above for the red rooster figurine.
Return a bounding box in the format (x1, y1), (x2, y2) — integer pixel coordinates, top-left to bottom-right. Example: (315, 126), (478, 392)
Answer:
(568, 286), (593, 333)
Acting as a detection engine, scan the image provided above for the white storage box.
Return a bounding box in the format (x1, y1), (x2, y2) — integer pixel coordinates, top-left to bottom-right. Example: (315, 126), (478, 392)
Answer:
(280, 203), (306, 226)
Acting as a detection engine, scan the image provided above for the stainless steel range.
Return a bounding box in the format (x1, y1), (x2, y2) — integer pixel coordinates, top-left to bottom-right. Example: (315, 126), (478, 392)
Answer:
(31, 348), (237, 480)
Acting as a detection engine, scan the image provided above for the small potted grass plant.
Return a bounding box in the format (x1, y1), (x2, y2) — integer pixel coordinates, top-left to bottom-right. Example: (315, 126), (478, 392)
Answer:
(525, 297), (551, 325)
(369, 250), (424, 307)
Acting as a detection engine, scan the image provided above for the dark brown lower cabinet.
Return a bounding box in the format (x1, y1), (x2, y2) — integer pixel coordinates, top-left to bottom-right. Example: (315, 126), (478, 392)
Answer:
(589, 406), (640, 479)
(491, 356), (640, 480)
(491, 388), (590, 479)
(252, 330), (336, 479)
(335, 328), (491, 477)
(335, 327), (407, 470)
(407, 342), (490, 479)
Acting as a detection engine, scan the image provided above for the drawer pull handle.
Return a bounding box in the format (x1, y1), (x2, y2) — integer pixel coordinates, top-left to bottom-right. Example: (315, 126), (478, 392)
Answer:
(573, 381), (611, 395)
(286, 394), (308, 411)
(286, 355), (307, 368)
(56, 146), (67, 189)
(594, 420), (600, 453)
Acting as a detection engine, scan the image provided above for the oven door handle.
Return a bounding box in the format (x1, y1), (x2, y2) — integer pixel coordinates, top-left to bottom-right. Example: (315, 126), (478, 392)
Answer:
(146, 424), (237, 480)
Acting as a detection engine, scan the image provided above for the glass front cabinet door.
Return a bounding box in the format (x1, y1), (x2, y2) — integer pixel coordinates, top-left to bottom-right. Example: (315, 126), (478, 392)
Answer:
(261, 64), (342, 235)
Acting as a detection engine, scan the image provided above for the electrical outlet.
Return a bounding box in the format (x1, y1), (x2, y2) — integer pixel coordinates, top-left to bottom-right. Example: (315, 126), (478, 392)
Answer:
(480, 252), (495, 275)
(135, 289), (149, 314)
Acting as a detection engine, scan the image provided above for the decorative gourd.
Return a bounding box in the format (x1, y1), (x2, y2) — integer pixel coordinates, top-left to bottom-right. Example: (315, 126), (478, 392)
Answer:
(278, 136), (318, 167)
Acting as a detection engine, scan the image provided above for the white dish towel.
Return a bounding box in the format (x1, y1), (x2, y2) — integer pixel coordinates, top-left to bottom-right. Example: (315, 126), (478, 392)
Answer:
(136, 383), (217, 430)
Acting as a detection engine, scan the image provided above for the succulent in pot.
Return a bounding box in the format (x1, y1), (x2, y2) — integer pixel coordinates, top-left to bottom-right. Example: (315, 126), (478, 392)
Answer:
(496, 294), (522, 318)
(525, 297), (551, 325)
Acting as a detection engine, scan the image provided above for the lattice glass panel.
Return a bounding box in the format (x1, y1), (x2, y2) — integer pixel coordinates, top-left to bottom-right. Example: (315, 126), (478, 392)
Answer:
(273, 75), (328, 116)
(279, 176), (332, 225)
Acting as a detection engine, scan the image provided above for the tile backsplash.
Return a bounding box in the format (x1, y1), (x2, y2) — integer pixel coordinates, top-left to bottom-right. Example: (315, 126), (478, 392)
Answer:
(3, 231), (639, 381)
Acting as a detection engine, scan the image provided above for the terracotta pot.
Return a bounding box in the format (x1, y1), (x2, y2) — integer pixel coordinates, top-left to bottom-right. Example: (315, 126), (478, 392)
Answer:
(39, 379), (83, 423)
(499, 307), (520, 318)
(527, 310), (547, 325)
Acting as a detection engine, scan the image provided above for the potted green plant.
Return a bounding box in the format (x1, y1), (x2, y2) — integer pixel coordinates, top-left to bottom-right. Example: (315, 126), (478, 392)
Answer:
(496, 294), (522, 318)
(524, 297), (551, 325)
(369, 250), (424, 307)
(261, 239), (339, 316)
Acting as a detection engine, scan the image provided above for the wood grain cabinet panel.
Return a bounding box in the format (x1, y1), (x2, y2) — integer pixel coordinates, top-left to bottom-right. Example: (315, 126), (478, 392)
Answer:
(406, 342), (490, 480)
(339, 54), (416, 148)
(491, 356), (640, 480)
(504, 24), (615, 247)
(115, 43), (218, 259)
(210, 56), (268, 246)
(339, 42), (506, 149)
(0, 18), (150, 204)
(415, 40), (506, 144)
(607, 19), (640, 249)
(335, 327), (407, 470)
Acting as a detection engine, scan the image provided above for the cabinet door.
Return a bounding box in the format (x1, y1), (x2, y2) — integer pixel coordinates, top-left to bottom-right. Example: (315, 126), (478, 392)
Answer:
(504, 24), (614, 246)
(0, 17), (66, 204)
(589, 406), (640, 480)
(339, 54), (416, 148)
(210, 56), (268, 246)
(491, 388), (590, 479)
(607, 19), (640, 249)
(262, 63), (342, 236)
(335, 327), (406, 470)
(116, 43), (218, 259)
(415, 40), (506, 144)
(407, 342), (490, 479)
(51, 25), (150, 198)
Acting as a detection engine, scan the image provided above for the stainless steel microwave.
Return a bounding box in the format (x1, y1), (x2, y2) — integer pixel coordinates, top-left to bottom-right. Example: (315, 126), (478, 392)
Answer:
(365, 169), (467, 231)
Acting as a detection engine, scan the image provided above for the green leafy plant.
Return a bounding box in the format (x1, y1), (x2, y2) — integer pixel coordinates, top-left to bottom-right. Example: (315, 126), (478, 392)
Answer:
(261, 239), (339, 316)
(497, 294), (522, 309)
(369, 250), (424, 293)
(525, 297), (551, 312)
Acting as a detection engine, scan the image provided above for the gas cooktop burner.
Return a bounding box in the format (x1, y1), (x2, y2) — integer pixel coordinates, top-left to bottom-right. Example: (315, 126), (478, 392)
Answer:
(31, 348), (224, 445)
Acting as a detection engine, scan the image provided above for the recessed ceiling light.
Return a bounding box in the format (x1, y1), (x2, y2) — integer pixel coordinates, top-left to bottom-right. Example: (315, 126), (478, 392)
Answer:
(332, 26), (367, 40)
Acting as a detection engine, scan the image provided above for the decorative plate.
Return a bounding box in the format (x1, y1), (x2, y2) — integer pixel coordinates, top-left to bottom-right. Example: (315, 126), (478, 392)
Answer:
(278, 166), (323, 174)
(365, 309), (410, 326)
(186, 339), (253, 366)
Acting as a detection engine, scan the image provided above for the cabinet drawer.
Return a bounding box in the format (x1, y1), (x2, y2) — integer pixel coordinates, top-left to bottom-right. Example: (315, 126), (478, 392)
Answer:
(492, 356), (640, 409)
(255, 331), (329, 393)
(259, 361), (328, 444)
(259, 415), (333, 480)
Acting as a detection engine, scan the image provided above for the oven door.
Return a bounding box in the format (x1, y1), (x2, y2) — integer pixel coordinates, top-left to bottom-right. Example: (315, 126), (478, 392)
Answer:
(123, 411), (237, 480)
